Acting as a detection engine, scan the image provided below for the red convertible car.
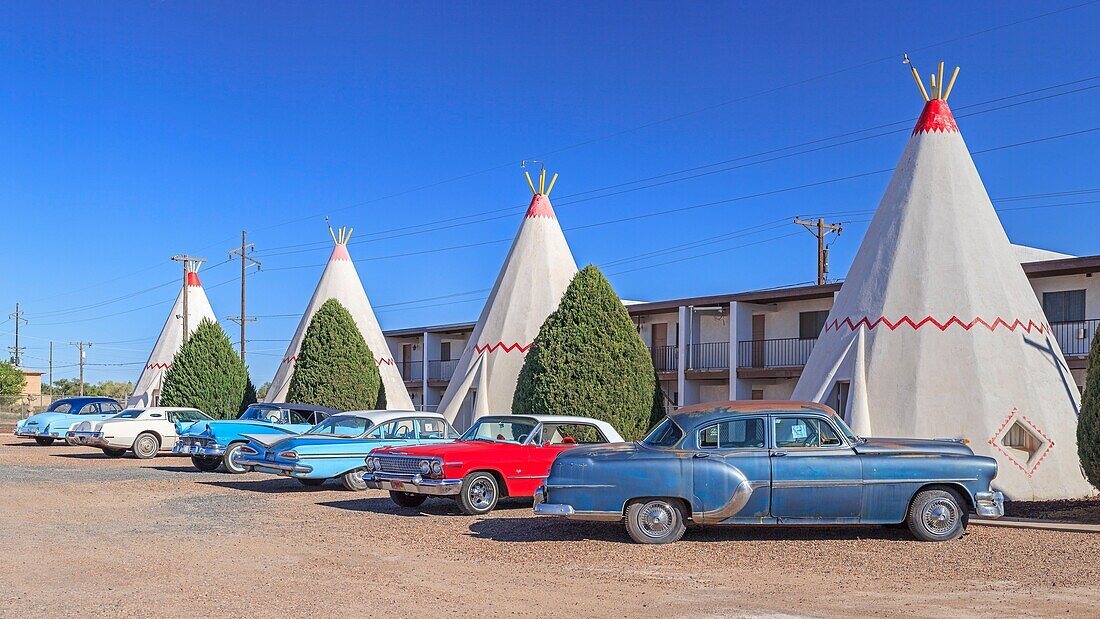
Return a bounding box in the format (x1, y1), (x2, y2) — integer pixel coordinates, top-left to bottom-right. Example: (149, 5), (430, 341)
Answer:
(366, 414), (625, 515)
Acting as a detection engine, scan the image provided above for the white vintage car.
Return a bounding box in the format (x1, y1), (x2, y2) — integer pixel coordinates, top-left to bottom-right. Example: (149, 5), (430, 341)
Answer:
(68, 407), (212, 458)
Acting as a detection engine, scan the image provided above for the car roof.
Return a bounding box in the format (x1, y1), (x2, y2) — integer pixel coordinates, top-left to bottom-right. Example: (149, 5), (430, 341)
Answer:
(257, 402), (340, 415)
(136, 406), (205, 413)
(52, 396), (120, 406)
(669, 400), (837, 429)
(334, 410), (447, 424)
(473, 414), (626, 443)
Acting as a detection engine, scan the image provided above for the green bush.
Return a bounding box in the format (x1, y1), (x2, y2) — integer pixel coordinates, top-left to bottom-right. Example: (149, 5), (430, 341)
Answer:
(287, 299), (383, 411)
(513, 265), (665, 440)
(1078, 326), (1100, 490)
(241, 376), (258, 414)
(160, 319), (249, 419)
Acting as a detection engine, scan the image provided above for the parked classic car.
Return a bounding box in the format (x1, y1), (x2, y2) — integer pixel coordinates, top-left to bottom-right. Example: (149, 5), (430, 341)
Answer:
(173, 402), (336, 473)
(368, 414), (625, 514)
(68, 407), (212, 458)
(13, 397), (124, 446)
(237, 410), (459, 490)
(533, 401), (1005, 544)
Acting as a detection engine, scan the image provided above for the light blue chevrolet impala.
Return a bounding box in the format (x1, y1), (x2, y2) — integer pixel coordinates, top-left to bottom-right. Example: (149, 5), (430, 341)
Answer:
(236, 410), (459, 491)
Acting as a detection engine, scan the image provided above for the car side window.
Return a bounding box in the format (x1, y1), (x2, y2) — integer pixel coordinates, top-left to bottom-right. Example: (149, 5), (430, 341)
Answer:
(541, 423), (607, 445)
(287, 409), (312, 425)
(773, 417), (843, 448)
(417, 418), (448, 439)
(79, 403), (99, 414)
(101, 402), (121, 414)
(699, 417), (765, 449)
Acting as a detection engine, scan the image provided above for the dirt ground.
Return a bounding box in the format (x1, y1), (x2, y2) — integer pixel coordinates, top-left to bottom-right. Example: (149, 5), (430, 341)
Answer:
(2, 435), (1099, 618)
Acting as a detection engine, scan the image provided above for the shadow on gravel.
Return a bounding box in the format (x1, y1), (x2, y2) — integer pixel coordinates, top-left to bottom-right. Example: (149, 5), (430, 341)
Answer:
(199, 479), (319, 494)
(51, 452), (119, 460)
(150, 465), (205, 473)
(468, 519), (914, 544)
(318, 496), (532, 517)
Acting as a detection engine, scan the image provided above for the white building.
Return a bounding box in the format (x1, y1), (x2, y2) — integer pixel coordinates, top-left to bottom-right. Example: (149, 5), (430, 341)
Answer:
(385, 252), (1100, 416)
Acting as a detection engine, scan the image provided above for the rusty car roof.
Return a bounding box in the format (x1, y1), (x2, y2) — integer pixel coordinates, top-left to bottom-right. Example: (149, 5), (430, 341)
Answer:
(668, 400), (837, 428)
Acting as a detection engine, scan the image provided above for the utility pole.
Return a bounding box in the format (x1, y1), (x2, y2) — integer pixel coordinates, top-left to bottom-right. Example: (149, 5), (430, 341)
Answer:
(227, 230), (261, 364)
(48, 341), (53, 394)
(793, 218), (843, 285)
(171, 255), (206, 343)
(71, 342), (91, 396)
(8, 303), (27, 366)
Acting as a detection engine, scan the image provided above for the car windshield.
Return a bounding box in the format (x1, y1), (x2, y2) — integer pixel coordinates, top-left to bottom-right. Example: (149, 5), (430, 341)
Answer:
(461, 418), (538, 444)
(115, 409), (144, 419)
(306, 415), (371, 438)
(832, 414), (861, 443)
(641, 418), (683, 448)
(47, 402), (74, 413)
(240, 405), (281, 422)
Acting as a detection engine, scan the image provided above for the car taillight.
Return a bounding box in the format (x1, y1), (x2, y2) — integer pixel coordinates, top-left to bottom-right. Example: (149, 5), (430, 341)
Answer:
(278, 450), (298, 460)
(240, 446), (258, 455)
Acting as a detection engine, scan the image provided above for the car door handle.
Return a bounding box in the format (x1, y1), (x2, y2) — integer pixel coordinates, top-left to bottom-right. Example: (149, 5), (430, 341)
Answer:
(693, 452), (709, 459)
(771, 451), (788, 457)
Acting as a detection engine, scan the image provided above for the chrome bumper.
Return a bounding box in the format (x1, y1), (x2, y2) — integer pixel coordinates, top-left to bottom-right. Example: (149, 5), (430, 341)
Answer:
(66, 431), (108, 447)
(532, 485), (621, 521)
(975, 491), (1005, 518)
(173, 441), (226, 457)
(371, 473), (461, 496)
(236, 455), (312, 475)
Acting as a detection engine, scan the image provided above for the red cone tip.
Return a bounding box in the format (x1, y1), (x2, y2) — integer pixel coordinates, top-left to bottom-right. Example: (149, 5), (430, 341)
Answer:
(185, 272), (202, 287)
(525, 194), (556, 219)
(913, 99), (959, 135)
(330, 243), (351, 262)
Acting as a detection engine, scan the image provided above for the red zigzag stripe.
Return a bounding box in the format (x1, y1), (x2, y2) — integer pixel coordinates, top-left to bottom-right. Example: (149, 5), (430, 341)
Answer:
(823, 315), (1051, 334)
(475, 341), (532, 354)
(146, 362), (171, 370)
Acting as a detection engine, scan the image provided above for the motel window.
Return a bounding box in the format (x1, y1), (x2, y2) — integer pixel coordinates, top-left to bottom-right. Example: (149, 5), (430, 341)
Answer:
(799, 311), (830, 339)
(1042, 290), (1085, 323)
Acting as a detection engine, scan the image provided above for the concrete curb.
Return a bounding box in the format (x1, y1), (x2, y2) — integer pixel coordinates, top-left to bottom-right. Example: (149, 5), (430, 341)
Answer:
(972, 517), (1100, 533)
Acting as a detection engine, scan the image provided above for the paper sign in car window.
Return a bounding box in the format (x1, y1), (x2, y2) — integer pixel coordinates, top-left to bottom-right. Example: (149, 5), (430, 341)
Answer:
(791, 423), (808, 440)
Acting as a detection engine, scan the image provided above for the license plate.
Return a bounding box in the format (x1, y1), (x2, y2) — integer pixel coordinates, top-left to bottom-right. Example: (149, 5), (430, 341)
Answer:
(390, 481), (405, 490)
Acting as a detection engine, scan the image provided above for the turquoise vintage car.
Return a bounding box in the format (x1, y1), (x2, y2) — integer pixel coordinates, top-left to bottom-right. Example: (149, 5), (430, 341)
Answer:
(173, 403), (336, 473)
(236, 410), (458, 490)
(535, 401), (1005, 544)
(13, 397), (124, 445)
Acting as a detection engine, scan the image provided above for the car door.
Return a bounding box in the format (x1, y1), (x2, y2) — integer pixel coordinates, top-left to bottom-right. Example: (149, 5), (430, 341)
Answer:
(690, 416), (771, 523)
(769, 414), (862, 522)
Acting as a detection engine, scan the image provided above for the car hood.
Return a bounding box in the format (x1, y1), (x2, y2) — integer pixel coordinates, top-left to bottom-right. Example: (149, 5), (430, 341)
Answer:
(373, 440), (510, 458)
(853, 437), (974, 456)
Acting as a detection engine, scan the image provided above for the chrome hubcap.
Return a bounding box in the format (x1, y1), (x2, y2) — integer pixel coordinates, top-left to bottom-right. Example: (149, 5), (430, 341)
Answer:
(923, 499), (958, 535)
(639, 501), (676, 539)
(138, 438), (155, 456)
(469, 479), (495, 510)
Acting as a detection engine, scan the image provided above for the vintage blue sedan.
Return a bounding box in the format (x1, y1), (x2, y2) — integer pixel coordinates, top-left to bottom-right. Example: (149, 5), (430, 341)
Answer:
(236, 410), (459, 491)
(534, 401), (1005, 544)
(13, 397), (124, 445)
(173, 403), (336, 473)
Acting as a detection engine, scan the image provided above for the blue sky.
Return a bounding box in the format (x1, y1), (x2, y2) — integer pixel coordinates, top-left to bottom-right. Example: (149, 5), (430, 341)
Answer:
(2, 1), (1098, 384)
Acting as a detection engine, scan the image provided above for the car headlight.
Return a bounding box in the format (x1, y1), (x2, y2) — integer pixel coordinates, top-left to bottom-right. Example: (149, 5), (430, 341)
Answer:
(419, 460), (431, 475)
(364, 457), (376, 471)
(278, 450), (299, 461)
(430, 460), (443, 476)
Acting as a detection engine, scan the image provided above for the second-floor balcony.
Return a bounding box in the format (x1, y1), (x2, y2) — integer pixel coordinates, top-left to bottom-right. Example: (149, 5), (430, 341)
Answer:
(399, 360), (423, 382)
(737, 337), (818, 369)
(428, 359), (460, 382)
(687, 341), (730, 371)
(1051, 319), (1099, 357)
(650, 345), (678, 372)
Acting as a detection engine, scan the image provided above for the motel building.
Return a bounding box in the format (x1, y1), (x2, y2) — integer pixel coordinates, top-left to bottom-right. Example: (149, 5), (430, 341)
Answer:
(385, 248), (1100, 418)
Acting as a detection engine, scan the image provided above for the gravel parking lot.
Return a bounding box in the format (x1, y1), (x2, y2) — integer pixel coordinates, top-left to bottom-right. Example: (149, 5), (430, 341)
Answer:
(2, 434), (1099, 618)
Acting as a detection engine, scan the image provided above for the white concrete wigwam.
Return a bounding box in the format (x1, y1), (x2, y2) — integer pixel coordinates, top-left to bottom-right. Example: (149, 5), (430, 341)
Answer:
(128, 260), (218, 407)
(792, 62), (1094, 500)
(438, 169), (579, 429)
(265, 227), (414, 409)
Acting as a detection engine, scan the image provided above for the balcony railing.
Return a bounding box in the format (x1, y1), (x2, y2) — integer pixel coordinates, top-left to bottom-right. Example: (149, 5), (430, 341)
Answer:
(1051, 319), (1100, 357)
(687, 341), (730, 370)
(399, 360), (423, 381)
(428, 359), (460, 381)
(737, 337), (818, 368)
(650, 345), (678, 372)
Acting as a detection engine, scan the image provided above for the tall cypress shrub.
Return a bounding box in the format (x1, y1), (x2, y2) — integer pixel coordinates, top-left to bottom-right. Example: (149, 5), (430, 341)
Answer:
(1078, 327), (1100, 489)
(287, 299), (383, 411)
(513, 265), (665, 440)
(160, 319), (249, 419)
